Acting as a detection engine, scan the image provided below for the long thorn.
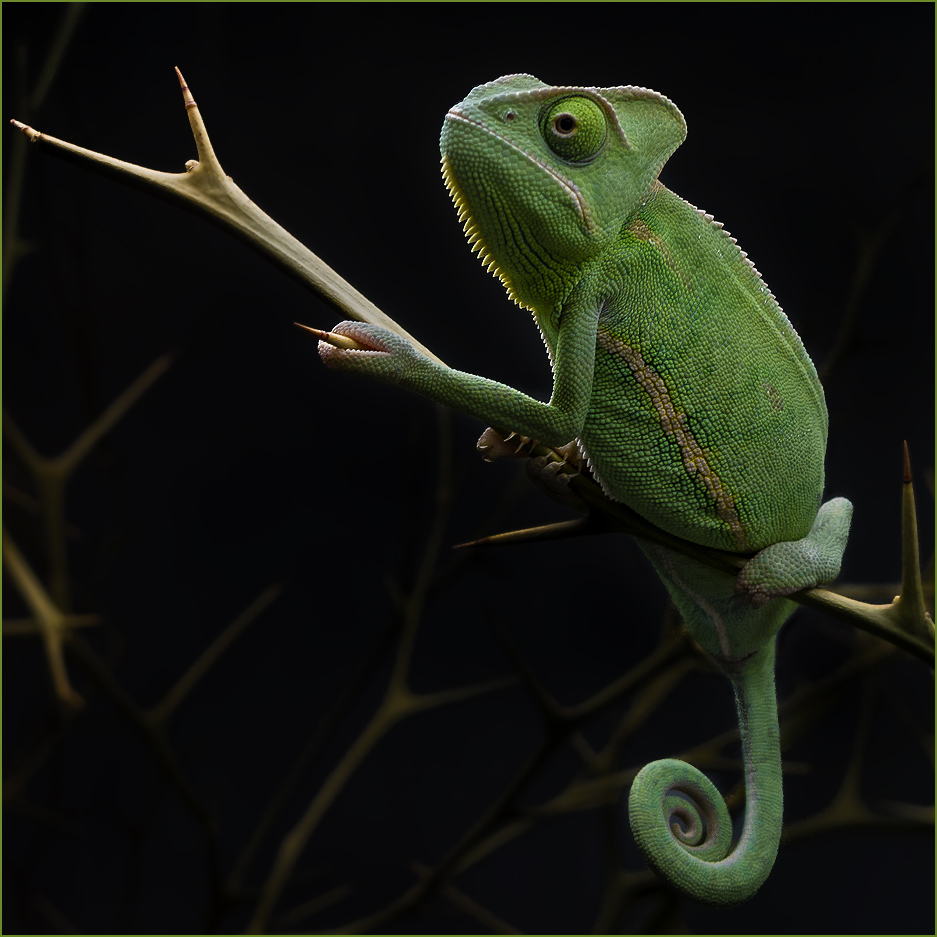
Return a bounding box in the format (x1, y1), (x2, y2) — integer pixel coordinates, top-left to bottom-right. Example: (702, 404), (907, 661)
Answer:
(294, 322), (365, 350)
(174, 66), (224, 175)
(454, 518), (593, 549)
(896, 441), (934, 641)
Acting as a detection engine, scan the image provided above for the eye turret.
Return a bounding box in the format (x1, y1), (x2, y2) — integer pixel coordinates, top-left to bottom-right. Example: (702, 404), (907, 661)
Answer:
(542, 97), (607, 163)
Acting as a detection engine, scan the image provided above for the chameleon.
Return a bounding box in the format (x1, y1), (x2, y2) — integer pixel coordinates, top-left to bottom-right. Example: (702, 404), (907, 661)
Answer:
(314, 75), (852, 906)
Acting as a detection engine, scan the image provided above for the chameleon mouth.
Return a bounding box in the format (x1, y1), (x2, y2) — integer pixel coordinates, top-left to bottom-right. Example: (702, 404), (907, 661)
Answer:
(443, 110), (589, 230)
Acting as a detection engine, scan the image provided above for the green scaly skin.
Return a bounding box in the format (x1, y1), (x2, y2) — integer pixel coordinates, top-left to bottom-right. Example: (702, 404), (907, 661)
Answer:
(316, 75), (853, 905)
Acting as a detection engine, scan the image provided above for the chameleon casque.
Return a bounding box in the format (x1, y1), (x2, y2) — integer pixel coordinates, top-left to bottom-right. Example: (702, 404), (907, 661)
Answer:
(316, 75), (853, 906)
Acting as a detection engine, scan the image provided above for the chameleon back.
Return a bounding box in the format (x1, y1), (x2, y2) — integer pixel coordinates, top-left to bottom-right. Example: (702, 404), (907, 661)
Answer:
(581, 183), (827, 553)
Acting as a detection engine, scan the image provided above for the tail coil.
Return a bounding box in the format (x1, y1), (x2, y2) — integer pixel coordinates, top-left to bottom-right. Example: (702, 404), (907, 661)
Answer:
(627, 643), (783, 906)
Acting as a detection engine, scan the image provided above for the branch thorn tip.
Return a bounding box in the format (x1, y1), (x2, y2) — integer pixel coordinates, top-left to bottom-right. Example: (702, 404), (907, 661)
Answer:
(175, 66), (197, 109)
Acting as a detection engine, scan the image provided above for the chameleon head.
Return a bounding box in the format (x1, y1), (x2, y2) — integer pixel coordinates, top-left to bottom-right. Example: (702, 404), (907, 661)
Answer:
(439, 74), (687, 310)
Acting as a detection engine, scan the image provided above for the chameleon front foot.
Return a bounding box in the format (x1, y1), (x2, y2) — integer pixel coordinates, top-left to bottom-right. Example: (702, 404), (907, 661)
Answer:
(314, 321), (421, 384)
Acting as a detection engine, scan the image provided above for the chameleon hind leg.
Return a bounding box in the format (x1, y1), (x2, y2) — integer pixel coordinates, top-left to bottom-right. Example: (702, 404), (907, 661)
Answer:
(736, 496), (853, 607)
(629, 500), (850, 905)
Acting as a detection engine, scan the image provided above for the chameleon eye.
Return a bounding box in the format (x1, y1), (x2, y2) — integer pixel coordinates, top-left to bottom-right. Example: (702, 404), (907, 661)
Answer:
(543, 96), (607, 162)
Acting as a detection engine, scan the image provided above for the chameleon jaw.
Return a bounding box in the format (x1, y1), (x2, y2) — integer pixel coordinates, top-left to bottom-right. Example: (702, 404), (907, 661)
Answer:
(442, 109), (590, 231)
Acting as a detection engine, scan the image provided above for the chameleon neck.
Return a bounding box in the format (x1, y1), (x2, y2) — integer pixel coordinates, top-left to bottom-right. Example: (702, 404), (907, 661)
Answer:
(628, 639), (782, 906)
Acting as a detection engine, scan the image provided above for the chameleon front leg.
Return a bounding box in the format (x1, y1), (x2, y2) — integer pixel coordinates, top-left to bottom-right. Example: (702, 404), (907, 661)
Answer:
(628, 639), (782, 907)
(316, 293), (601, 447)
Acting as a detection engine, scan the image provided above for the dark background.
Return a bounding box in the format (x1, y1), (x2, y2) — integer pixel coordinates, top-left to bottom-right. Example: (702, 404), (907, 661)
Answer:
(4, 4), (933, 934)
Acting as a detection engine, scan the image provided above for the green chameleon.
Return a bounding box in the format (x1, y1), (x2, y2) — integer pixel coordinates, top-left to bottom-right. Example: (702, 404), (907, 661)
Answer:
(315, 75), (852, 906)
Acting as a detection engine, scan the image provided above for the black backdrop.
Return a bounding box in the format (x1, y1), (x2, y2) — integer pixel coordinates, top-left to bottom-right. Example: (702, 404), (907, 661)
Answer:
(4, 4), (933, 934)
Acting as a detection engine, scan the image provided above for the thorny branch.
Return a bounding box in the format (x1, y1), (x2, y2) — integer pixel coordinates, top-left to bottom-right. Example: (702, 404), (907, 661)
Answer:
(9, 70), (932, 666)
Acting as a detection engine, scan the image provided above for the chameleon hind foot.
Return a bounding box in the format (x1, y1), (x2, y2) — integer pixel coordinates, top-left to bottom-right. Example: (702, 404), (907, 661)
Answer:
(736, 497), (853, 608)
(477, 428), (585, 505)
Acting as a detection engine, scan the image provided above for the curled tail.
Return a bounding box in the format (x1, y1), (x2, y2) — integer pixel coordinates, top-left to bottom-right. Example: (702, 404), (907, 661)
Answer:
(627, 641), (782, 906)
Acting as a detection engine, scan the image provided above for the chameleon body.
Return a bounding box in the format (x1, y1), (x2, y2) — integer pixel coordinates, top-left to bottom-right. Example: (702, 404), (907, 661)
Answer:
(317, 75), (852, 905)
